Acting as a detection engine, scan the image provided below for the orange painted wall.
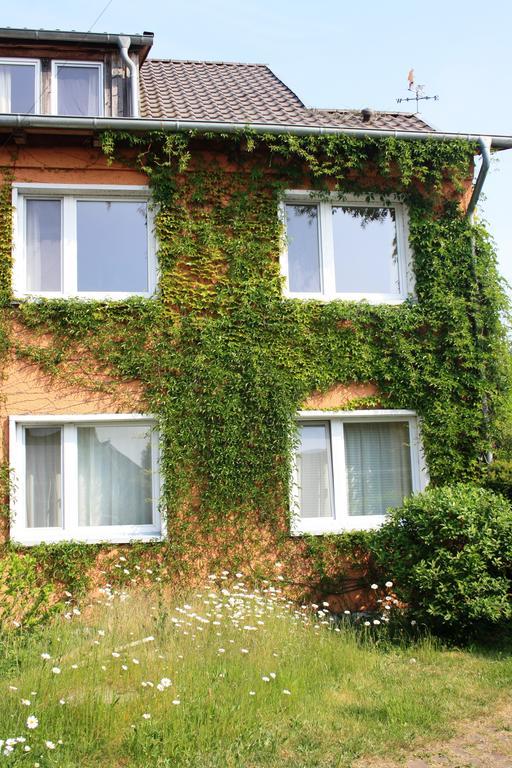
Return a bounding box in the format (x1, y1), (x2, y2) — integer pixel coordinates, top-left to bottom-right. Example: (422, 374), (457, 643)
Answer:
(0, 143), (387, 551)
(303, 382), (378, 410)
(1, 144), (147, 186)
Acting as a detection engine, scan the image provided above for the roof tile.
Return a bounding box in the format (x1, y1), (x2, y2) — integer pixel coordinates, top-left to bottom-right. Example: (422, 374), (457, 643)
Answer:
(139, 59), (432, 132)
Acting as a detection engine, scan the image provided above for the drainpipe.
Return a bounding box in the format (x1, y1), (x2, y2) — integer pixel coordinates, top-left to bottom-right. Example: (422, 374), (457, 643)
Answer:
(466, 136), (492, 218)
(117, 36), (139, 118)
(466, 136), (494, 465)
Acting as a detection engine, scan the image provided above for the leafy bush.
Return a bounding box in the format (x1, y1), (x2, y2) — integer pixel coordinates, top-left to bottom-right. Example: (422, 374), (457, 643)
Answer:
(485, 458), (512, 502)
(373, 484), (512, 639)
(0, 549), (60, 632)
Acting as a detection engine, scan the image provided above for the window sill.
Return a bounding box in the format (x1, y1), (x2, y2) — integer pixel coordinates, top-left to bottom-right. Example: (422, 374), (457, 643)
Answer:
(11, 529), (164, 546)
(13, 292), (155, 302)
(290, 515), (387, 535)
(284, 292), (415, 305)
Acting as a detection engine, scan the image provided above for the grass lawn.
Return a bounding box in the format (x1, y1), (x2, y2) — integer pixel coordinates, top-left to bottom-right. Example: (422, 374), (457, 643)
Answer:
(1, 573), (511, 768)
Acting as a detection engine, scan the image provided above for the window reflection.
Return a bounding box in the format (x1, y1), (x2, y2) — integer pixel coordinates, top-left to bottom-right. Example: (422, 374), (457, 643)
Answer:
(77, 200), (148, 292)
(285, 204), (321, 293)
(332, 206), (400, 294)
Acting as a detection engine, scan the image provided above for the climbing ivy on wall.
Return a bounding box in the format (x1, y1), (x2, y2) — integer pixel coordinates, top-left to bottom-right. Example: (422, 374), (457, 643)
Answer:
(0, 131), (509, 582)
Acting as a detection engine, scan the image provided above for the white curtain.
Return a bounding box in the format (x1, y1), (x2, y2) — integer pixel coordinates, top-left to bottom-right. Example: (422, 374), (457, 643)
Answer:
(78, 426), (152, 526)
(86, 68), (99, 115)
(26, 199), (61, 291)
(58, 66), (99, 116)
(298, 424), (333, 518)
(345, 422), (412, 516)
(0, 66), (11, 112)
(26, 199), (42, 291)
(26, 427), (62, 528)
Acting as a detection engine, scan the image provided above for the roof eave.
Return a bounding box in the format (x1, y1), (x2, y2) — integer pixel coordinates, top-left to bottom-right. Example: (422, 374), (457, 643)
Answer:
(0, 27), (154, 51)
(0, 114), (511, 148)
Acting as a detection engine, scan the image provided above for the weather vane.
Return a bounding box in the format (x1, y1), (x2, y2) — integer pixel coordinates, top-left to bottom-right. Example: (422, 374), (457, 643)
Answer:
(396, 69), (439, 113)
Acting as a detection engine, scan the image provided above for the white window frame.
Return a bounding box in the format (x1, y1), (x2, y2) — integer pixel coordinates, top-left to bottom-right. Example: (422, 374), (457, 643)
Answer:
(9, 414), (164, 545)
(0, 57), (41, 114)
(291, 409), (428, 535)
(280, 192), (415, 304)
(51, 60), (104, 117)
(12, 183), (157, 300)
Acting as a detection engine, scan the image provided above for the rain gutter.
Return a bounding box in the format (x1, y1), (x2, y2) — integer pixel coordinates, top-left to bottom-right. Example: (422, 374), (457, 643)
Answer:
(0, 28), (154, 48)
(1, 116), (509, 215)
(1, 114), (512, 148)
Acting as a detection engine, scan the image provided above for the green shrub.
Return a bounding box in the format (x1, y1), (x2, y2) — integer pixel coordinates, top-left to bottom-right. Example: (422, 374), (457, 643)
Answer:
(485, 458), (512, 502)
(373, 484), (512, 639)
(0, 549), (60, 632)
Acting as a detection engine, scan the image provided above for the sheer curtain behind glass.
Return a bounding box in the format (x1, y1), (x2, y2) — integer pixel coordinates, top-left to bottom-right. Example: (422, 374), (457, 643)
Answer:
(344, 421), (412, 516)
(298, 424), (333, 518)
(57, 66), (99, 116)
(0, 63), (35, 113)
(25, 427), (62, 528)
(0, 65), (11, 112)
(78, 424), (153, 526)
(26, 199), (62, 291)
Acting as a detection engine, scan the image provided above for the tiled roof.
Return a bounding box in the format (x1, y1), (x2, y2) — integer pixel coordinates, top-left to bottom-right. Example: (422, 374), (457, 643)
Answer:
(302, 109), (431, 131)
(139, 59), (432, 132)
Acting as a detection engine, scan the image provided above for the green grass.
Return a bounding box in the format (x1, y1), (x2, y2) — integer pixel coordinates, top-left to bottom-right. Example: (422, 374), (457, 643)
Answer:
(1, 575), (512, 768)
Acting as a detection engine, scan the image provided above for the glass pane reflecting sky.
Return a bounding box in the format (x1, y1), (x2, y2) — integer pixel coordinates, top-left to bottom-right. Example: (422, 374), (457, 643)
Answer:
(286, 204), (321, 292)
(333, 207), (400, 294)
(77, 201), (148, 292)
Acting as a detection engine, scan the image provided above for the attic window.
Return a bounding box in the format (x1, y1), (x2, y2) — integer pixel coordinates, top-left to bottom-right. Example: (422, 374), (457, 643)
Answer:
(52, 61), (103, 116)
(0, 58), (39, 114)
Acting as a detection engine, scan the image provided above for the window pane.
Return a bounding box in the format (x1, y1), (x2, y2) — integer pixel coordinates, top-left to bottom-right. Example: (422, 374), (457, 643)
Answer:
(0, 63), (36, 113)
(78, 424), (153, 526)
(26, 199), (62, 291)
(25, 427), (62, 528)
(332, 207), (400, 294)
(344, 422), (412, 516)
(286, 204), (321, 293)
(77, 201), (148, 292)
(57, 65), (100, 116)
(297, 423), (333, 518)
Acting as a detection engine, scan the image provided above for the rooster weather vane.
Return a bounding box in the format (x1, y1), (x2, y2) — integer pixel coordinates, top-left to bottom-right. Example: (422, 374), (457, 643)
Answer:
(396, 69), (439, 113)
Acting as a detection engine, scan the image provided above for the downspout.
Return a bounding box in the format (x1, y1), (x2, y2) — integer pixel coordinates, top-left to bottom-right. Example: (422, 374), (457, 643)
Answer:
(466, 136), (492, 219)
(466, 137), (494, 465)
(117, 36), (139, 118)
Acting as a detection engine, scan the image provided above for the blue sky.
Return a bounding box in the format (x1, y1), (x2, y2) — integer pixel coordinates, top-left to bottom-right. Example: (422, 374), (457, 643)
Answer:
(5, 0), (512, 287)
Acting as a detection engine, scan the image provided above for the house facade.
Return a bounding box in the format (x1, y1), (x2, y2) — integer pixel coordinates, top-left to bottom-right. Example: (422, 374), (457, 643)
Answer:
(0, 27), (508, 587)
